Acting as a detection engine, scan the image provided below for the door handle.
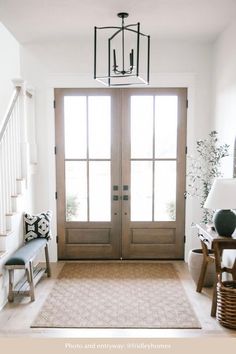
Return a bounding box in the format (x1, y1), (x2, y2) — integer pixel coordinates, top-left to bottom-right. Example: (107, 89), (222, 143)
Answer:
(123, 195), (129, 201)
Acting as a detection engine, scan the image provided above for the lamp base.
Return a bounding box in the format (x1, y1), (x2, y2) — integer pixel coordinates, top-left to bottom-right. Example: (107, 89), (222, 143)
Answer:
(213, 209), (236, 237)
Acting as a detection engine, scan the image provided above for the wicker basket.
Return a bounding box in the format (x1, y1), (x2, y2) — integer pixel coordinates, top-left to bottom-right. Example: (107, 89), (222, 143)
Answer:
(217, 279), (236, 329)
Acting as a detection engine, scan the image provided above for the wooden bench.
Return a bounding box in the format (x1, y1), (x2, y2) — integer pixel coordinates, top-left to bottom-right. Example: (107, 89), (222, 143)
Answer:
(5, 238), (51, 302)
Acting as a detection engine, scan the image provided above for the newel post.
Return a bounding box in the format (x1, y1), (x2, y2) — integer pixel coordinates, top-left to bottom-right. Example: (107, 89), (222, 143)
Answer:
(12, 78), (29, 185)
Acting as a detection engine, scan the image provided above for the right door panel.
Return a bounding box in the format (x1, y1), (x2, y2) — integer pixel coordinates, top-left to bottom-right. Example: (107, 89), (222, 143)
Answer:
(121, 88), (187, 259)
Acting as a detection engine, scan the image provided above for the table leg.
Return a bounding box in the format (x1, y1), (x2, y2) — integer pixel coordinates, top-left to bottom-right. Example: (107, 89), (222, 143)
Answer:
(196, 240), (212, 293)
(211, 277), (217, 317)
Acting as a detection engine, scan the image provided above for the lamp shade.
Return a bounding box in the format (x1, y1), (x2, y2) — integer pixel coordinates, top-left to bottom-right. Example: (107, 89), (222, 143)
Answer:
(204, 178), (236, 210)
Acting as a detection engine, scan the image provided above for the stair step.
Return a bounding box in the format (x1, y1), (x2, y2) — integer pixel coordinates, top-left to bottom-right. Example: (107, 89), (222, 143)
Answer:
(0, 230), (13, 237)
(16, 178), (26, 194)
(0, 251), (8, 259)
(5, 212), (18, 231)
(11, 194), (23, 213)
(0, 228), (23, 252)
(0, 230), (14, 252)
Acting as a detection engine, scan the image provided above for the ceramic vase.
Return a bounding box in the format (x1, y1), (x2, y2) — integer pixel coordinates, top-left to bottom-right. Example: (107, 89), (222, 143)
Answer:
(188, 248), (216, 287)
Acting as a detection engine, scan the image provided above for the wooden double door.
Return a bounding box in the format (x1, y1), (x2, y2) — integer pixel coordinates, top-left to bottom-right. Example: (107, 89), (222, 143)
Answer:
(55, 88), (187, 260)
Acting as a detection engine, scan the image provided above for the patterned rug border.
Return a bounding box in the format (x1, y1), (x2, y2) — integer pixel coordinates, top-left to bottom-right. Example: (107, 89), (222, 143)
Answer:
(31, 262), (201, 329)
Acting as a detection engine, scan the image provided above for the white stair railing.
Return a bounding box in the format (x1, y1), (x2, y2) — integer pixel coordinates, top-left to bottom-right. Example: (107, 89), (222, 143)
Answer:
(0, 86), (21, 233)
(0, 79), (32, 235)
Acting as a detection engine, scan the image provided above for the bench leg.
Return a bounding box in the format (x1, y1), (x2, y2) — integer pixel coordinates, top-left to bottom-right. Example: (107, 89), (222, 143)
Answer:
(44, 243), (51, 277)
(8, 269), (14, 302)
(26, 262), (35, 302)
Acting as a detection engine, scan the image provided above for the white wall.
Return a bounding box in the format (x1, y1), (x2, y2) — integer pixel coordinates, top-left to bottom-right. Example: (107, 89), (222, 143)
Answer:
(20, 38), (213, 261)
(0, 23), (20, 124)
(212, 18), (236, 267)
(212, 19), (236, 176)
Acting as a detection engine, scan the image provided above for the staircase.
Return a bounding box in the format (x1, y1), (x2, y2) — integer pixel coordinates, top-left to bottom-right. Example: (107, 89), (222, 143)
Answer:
(0, 79), (37, 309)
(0, 79), (35, 259)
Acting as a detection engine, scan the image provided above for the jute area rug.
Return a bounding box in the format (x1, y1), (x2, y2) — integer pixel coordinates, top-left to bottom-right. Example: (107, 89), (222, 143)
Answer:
(32, 263), (201, 328)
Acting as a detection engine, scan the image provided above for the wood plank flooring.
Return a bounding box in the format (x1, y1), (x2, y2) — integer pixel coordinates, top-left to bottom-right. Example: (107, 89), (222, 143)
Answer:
(0, 261), (235, 338)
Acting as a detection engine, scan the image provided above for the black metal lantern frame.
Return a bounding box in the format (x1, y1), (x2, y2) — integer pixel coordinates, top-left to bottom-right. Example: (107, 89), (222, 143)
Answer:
(94, 13), (150, 86)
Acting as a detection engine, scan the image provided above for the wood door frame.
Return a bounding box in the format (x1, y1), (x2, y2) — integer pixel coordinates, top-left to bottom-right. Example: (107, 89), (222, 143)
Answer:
(55, 87), (187, 260)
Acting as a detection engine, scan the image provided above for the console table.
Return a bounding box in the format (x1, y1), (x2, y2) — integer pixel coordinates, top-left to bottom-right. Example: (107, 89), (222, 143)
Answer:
(195, 223), (236, 317)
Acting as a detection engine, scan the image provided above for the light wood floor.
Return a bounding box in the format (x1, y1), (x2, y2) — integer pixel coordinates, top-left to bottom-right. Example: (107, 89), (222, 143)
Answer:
(0, 261), (235, 338)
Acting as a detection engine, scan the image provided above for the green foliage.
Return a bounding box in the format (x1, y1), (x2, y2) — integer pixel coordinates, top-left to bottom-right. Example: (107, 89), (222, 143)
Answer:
(166, 201), (176, 221)
(66, 195), (79, 221)
(187, 131), (230, 224)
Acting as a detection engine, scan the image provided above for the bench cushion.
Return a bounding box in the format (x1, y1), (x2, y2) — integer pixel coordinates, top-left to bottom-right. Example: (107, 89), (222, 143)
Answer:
(5, 238), (47, 266)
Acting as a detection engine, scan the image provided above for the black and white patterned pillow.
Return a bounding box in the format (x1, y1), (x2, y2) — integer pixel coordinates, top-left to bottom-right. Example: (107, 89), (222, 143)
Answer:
(24, 211), (52, 242)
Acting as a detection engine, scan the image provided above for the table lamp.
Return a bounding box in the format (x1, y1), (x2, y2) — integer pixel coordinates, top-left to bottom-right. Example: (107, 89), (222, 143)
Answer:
(204, 178), (236, 237)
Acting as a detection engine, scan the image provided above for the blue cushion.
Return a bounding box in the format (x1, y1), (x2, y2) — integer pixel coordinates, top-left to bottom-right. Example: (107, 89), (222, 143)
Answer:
(5, 239), (47, 266)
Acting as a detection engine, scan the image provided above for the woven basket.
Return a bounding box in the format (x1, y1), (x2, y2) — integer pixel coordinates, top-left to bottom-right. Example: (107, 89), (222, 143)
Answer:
(217, 280), (236, 329)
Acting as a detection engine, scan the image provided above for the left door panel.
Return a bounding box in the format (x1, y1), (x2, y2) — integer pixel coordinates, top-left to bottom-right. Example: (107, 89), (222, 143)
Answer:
(55, 88), (121, 259)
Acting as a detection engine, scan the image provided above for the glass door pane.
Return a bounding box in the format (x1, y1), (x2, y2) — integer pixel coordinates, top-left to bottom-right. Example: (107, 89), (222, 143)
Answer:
(89, 161), (111, 221)
(131, 96), (153, 158)
(155, 96), (178, 158)
(65, 161), (87, 221)
(154, 161), (176, 221)
(130, 94), (178, 223)
(64, 95), (111, 222)
(88, 96), (111, 159)
(64, 96), (87, 159)
(130, 95), (153, 222)
(131, 161), (153, 221)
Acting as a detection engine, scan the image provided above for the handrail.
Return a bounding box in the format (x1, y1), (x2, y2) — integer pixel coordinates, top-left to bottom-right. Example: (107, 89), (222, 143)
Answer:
(0, 86), (21, 143)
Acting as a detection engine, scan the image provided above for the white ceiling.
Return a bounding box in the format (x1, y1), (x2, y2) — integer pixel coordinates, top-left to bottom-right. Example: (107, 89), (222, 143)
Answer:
(0, 0), (236, 44)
